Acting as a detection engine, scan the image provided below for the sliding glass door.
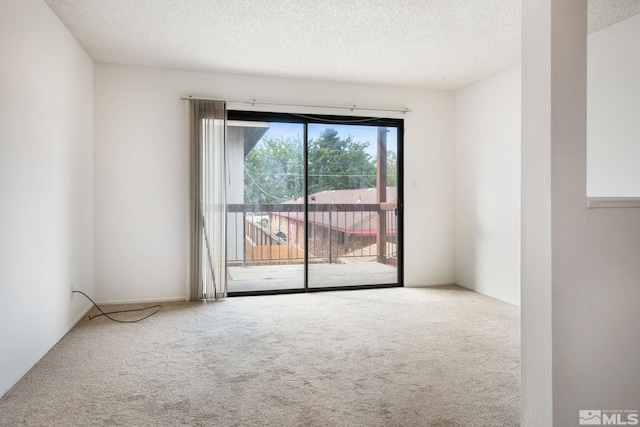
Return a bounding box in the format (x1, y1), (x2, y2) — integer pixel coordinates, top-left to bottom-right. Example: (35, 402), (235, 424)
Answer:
(225, 112), (402, 295)
(226, 120), (305, 293)
(306, 123), (399, 289)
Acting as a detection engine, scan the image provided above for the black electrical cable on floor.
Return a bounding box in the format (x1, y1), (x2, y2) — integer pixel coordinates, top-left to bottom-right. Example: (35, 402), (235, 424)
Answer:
(72, 290), (162, 323)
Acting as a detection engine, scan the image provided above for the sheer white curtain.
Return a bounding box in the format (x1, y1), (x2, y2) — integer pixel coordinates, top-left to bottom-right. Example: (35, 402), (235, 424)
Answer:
(189, 100), (227, 300)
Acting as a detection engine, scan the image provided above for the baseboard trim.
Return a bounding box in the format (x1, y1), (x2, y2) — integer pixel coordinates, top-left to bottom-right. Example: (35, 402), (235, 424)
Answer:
(96, 296), (187, 305)
(0, 303), (93, 398)
(455, 282), (520, 306)
(404, 282), (457, 288)
(587, 197), (640, 208)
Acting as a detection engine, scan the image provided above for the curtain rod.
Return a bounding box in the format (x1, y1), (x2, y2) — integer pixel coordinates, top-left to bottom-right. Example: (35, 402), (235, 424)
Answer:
(180, 96), (411, 114)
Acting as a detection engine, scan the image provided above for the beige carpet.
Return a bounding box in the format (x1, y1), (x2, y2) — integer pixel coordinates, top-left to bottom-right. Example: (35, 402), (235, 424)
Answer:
(0, 286), (520, 426)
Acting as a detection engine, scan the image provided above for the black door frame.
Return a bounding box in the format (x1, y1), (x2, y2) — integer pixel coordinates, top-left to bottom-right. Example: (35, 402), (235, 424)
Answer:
(226, 110), (404, 296)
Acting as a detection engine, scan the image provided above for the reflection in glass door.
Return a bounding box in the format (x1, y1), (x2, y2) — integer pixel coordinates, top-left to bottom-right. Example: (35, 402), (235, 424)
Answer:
(307, 123), (399, 289)
(226, 120), (305, 293)
(225, 112), (402, 295)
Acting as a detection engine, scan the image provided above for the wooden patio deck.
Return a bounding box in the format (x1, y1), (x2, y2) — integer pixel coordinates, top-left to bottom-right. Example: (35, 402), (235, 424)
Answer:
(227, 261), (398, 293)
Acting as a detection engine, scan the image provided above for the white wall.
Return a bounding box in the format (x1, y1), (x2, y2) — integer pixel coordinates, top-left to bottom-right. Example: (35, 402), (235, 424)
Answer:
(522, 1), (640, 425)
(455, 65), (521, 306)
(587, 13), (640, 196)
(94, 64), (456, 303)
(0, 0), (94, 397)
(455, 13), (640, 307)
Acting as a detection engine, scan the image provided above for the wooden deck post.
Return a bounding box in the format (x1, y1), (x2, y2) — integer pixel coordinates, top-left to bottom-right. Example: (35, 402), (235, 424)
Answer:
(376, 127), (387, 264)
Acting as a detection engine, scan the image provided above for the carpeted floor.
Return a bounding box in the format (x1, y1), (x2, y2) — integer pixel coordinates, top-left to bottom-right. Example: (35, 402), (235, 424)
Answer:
(0, 286), (520, 426)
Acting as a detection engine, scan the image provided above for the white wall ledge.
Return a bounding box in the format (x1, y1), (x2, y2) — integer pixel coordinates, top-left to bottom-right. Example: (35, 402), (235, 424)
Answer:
(587, 197), (640, 208)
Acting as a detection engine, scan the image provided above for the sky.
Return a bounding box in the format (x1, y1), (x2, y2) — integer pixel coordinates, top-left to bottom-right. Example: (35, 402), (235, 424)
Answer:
(257, 122), (398, 158)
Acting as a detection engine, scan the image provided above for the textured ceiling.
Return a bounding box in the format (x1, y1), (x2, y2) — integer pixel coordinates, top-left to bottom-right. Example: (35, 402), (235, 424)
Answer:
(45, 0), (640, 90)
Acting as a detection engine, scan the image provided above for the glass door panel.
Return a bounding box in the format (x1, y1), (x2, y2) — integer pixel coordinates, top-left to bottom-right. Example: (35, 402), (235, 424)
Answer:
(306, 123), (399, 288)
(226, 121), (305, 293)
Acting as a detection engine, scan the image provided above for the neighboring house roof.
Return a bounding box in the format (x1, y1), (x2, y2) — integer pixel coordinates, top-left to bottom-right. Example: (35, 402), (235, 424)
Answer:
(241, 126), (269, 157)
(278, 187), (398, 236)
(227, 121), (270, 157)
(285, 187), (397, 205)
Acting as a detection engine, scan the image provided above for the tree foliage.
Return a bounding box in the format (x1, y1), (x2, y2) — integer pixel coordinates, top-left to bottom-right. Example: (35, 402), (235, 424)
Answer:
(386, 150), (398, 187)
(244, 128), (396, 203)
(244, 135), (303, 204)
(307, 128), (376, 195)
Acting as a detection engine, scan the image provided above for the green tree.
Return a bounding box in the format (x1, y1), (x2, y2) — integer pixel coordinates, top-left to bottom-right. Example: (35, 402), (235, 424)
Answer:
(307, 128), (376, 194)
(244, 128), (379, 203)
(386, 150), (398, 187)
(244, 135), (303, 203)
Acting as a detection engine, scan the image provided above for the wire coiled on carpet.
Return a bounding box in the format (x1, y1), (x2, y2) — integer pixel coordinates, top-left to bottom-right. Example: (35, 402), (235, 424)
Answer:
(72, 290), (162, 323)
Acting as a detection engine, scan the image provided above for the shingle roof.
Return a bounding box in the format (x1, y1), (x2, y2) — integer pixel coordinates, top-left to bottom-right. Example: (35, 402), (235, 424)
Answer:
(279, 187), (397, 235)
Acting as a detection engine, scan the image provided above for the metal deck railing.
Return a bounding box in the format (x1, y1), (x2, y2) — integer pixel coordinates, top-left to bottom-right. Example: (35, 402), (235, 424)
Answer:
(226, 203), (398, 266)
